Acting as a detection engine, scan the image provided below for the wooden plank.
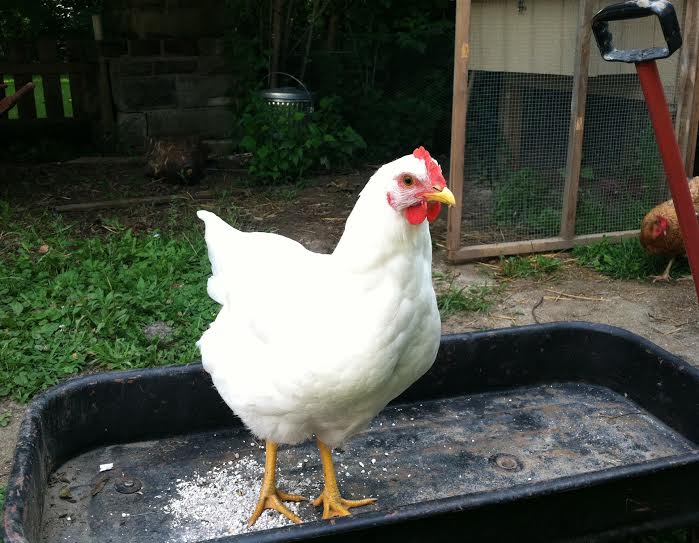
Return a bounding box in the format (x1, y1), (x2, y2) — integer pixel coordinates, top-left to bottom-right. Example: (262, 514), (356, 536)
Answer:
(6, 41), (37, 120)
(0, 82), (35, 117)
(0, 75), (6, 121)
(68, 72), (84, 119)
(55, 191), (216, 212)
(675, 0), (699, 175)
(559, 0), (594, 240)
(11, 74), (36, 120)
(687, 53), (699, 176)
(447, 230), (639, 263)
(500, 73), (522, 170)
(0, 62), (89, 74)
(36, 39), (64, 119)
(446, 0), (472, 253)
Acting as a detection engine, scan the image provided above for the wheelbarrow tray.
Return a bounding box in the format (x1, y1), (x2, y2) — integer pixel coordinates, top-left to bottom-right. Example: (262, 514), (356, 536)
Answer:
(3, 322), (698, 542)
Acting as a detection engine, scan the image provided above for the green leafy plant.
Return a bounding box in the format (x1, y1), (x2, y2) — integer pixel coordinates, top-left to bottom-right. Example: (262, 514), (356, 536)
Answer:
(499, 255), (562, 278)
(0, 410), (10, 427)
(572, 238), (689, 280)
(240, 95), (365, 184)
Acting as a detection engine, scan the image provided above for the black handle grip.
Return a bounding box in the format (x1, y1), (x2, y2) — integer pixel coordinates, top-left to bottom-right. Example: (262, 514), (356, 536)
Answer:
(592, 1), (682, 63)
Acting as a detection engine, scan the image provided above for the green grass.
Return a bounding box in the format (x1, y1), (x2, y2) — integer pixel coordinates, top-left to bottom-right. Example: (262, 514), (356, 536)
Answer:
(499, 255), (562, 279)
(436, 279), (500, 317)
(572, 237), (689, 280)
(0, 214), (226, 403)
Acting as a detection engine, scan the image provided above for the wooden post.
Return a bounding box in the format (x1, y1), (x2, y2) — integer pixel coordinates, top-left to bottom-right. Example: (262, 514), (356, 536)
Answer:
(687, 60), (699, 176)
(36, 38), (63, 119)
(8, 41), (37, 120)
(93, 14), (115, 137)
(446, 0), (472, 257)
(500, 73), (522, 170)
(0, 75), (6, 121)
(270, 0), (284, 87)
(675, 0), (699, 176)
(65, 40), (87, 120)
(560, 0), (594, 240)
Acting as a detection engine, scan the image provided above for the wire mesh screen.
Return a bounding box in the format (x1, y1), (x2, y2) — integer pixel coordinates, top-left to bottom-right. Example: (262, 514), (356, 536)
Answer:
(456, 0), (686, 252)
(576, 0), (683, 235)
(461, 1), (577, 245)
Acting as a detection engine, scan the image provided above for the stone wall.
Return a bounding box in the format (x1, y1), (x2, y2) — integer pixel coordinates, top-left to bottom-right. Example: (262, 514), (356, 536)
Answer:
(103, 0), (227, 39)
(108, 38), (234, 154)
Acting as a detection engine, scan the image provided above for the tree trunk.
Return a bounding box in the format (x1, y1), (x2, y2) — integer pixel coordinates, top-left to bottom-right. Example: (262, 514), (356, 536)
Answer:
(326, 13), (339, 50)
(270, 0), (285, 87)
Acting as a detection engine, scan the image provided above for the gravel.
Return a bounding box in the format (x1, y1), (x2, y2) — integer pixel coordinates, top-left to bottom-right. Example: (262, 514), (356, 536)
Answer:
(164, 454), (313, 542)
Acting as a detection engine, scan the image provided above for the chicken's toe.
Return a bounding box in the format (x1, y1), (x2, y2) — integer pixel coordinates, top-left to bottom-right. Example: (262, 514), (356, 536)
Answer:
(313, 489), (377, 519)
(248, 489), (304, 526)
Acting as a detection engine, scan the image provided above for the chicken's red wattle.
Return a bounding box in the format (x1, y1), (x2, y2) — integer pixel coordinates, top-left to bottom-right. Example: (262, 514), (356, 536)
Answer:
(405, 201), (441, 225)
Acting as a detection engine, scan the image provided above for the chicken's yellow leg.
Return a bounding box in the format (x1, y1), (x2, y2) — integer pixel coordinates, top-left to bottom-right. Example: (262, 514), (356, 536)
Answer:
(652, 257), (676, 283)
(313, 439), (377, 519)
(248, 441), (305, 527)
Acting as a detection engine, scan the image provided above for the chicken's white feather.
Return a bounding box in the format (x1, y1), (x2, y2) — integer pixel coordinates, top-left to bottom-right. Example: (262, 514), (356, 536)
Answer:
(197, 153), (442, 447)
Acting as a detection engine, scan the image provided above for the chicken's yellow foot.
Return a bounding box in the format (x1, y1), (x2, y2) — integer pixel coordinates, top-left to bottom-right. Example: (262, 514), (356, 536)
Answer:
(652, 257), (676, 283)
(313, 439), (377, 519)
(248, 441), (305, 527)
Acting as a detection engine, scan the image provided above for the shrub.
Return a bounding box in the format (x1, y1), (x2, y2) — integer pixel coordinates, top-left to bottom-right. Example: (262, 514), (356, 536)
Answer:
(240, 95), (365, 184)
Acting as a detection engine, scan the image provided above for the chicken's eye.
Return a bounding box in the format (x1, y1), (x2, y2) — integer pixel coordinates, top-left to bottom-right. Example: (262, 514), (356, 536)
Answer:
(402, 176), (414, 187)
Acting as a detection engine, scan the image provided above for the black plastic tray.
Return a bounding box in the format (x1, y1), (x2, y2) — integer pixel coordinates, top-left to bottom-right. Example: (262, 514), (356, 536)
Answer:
(3, 322), (699, 542)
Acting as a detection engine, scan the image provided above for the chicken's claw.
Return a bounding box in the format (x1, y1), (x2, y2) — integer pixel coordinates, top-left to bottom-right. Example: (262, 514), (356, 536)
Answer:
(313, 490), (376, 519)
(651, 257), (675, 283)
(248, 488), (305, 526)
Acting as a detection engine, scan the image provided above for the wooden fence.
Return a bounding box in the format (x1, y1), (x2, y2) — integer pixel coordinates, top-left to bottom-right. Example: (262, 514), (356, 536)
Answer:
(0, 38), (102, 138)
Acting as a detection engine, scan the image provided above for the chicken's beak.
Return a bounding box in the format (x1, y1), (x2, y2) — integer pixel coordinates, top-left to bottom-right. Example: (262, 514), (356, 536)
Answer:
(423, 186), (456, 206)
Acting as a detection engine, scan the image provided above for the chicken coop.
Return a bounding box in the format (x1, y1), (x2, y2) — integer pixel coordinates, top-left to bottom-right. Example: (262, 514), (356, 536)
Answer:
(446, 0), (699, 261)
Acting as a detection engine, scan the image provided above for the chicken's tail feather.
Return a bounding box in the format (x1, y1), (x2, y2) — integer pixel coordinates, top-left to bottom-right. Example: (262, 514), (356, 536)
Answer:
(197, 210), (242, 305)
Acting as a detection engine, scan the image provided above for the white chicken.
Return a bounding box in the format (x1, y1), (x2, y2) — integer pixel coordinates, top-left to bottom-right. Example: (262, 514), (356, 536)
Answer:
(196, 147), (455, 525)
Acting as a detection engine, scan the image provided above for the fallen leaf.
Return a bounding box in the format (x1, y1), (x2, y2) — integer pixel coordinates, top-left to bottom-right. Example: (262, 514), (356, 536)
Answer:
(91, 476), (110, 496)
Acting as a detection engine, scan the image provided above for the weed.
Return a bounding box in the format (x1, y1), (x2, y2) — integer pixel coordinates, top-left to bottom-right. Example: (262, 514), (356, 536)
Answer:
(0, 410), (10, 427)
(499, 255), (562, 279)
(436, 276), (500, 317)
(269, 185), (300, 202)
(572, 238), (689, 280)
(0, 217), (220, 402)
(493, 168), (562, 235)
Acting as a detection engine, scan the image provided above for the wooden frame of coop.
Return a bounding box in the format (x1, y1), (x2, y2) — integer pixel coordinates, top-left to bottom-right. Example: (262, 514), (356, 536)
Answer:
(446, 0), (699, 263)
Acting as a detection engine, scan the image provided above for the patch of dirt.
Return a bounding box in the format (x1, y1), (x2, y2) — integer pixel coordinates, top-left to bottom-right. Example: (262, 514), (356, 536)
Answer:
(0, 400), (26, 489)
(436, 262), (699, 366)
(1, 159), (698, 494)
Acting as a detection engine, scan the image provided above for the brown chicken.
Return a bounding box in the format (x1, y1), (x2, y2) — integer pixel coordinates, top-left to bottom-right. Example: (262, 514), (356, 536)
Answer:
(640, 176), (699, 282)
(145, 137), (208, 185)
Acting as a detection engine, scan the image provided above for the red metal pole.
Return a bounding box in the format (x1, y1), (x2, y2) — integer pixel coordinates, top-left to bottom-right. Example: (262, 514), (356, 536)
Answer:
(636, 61), (699, 302)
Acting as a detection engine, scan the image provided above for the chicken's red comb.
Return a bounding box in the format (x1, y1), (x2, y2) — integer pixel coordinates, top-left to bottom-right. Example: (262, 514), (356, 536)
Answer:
(413, 146), (446, 188)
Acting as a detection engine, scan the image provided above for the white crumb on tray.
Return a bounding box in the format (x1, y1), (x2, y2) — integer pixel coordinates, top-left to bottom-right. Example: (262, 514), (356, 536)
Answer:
(164, 455), (311, 542)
